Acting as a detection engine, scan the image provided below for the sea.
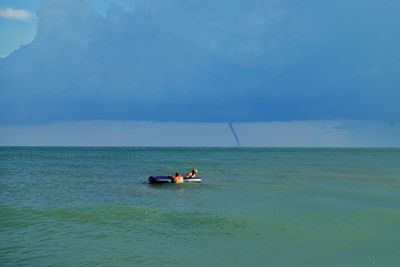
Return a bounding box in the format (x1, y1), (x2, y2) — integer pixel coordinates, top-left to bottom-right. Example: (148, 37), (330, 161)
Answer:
(1, 147), (399, 266)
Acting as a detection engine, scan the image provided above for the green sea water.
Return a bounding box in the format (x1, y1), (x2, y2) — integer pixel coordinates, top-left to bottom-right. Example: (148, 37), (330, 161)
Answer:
(1, 147), (400, 266)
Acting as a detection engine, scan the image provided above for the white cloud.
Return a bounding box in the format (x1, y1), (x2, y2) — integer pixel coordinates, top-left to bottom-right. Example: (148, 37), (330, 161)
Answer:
(0, 7), (34, 21)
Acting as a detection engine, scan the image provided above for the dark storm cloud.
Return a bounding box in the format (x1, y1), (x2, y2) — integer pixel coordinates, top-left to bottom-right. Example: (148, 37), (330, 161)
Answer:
(0, 0), (399, 124)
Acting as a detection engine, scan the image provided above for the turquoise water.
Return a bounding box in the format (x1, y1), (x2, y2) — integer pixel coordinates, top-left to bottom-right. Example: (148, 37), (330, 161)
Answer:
(1, 147), (400, 266)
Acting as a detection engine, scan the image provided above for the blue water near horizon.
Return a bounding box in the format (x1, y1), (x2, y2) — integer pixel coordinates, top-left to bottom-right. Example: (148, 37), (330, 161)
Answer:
(1, 147), (400, 266)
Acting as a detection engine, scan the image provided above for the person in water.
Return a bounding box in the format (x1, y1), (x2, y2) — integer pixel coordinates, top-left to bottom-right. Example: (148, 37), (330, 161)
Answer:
(171, 172), (184, 184)
(185, 168), (198, 179)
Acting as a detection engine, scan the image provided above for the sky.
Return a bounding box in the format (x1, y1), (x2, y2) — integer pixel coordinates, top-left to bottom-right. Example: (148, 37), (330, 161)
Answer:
(1, 121), (399, 147)
(0, 0), (38, 57)
(0, 0), (119, 56)
(0, 0), (399, 126)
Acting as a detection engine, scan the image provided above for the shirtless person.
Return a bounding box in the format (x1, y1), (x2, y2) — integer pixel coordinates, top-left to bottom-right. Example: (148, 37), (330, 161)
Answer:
(171, 172), (184, 184)
(185, 168), (198, 179)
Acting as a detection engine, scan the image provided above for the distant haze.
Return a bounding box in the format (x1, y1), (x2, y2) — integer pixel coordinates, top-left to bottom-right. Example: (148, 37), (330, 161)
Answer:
(1, 120), (399, 147)
(0, 0), (399, 125)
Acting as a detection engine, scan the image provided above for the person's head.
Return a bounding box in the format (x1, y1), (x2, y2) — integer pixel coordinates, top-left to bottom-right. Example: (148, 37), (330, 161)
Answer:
(192, 169), (198, 174)
(175, 172), (180, 177)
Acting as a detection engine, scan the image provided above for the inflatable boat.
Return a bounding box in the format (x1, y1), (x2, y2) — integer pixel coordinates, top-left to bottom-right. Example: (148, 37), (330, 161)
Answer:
(148, 176), (202, 184)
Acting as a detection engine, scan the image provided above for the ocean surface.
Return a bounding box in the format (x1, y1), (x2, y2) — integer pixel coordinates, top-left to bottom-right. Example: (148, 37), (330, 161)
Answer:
(1, 147), (399, 266)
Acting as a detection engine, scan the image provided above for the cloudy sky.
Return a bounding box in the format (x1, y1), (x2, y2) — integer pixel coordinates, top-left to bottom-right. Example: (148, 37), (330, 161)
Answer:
(0, 0), (399, 126)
